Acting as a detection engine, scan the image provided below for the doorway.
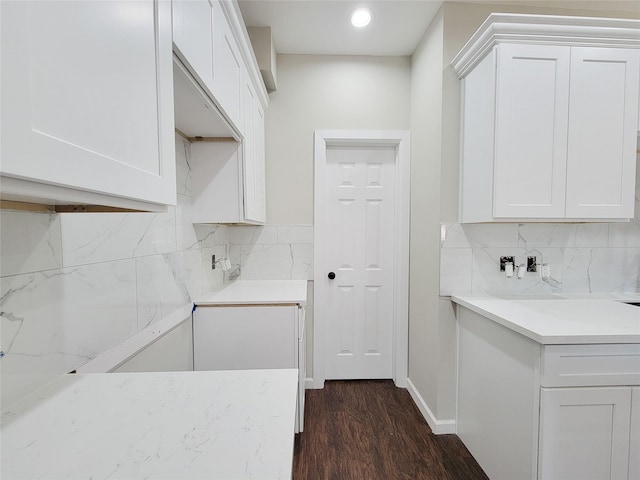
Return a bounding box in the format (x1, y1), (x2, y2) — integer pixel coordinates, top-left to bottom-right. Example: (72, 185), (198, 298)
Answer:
(313, 130), (410, 388)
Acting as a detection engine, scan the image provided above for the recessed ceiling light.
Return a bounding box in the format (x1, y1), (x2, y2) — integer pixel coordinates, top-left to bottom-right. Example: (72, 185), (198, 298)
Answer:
(350, 7), (372, 28)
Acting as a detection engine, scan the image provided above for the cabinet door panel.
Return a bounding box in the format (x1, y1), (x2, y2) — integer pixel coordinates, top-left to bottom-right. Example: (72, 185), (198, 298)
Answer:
(1, 0), (176, 206)
(212, 0), (243, 131)
(172, 0), (214, 93)
(539, 387), (631, 480)
(565, 47), (639, 218)
(494, 44), (570, 218)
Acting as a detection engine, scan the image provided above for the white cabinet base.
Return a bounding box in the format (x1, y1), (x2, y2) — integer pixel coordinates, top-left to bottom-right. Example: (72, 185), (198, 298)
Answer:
(194, 305), (297, 370)
(457, 305), (640, 480)
(457, 306), (541, 480)
(193, 304), (306, 432)
(630, 387), (640, 480)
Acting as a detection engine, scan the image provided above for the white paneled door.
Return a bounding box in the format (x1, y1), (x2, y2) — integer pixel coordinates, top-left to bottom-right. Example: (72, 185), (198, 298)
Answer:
(314, 131), (410, 387)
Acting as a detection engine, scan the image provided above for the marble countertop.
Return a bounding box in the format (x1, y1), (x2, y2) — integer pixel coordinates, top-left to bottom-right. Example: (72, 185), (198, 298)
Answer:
(1, 369), (298, 480)
(452, 295), (640, 344)
(194, 280), (308, 306)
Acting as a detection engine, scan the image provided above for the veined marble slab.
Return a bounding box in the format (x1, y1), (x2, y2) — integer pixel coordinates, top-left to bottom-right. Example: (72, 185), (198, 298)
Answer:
(0, 211), (62, 277)
(227, 225), (314, 281)
(60, 209), (177, 267)
(0, 260), (138, 406)
(1, 369), (298, 479)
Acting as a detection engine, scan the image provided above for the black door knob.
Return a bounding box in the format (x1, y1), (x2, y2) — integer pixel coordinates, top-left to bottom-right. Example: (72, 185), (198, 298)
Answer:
(328, 272), (336, 280)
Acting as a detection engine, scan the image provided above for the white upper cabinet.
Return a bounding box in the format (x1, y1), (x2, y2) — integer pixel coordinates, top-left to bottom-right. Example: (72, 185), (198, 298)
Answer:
(173, 0), (268, 225)
(243, 75), (267, 223)
(172, 0), (215, 94)
(172, 0), (251, 137)
(212, 0), (244, 132)
(1, 0), (176, 211)
(452, 14), (640, 223)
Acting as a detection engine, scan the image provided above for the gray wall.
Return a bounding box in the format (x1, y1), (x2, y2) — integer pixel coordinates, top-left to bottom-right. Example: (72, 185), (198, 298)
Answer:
(265, 54), (411, 224)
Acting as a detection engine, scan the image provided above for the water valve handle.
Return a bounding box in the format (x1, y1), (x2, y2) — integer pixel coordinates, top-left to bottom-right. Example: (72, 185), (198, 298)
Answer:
(505, 262), (514, 278)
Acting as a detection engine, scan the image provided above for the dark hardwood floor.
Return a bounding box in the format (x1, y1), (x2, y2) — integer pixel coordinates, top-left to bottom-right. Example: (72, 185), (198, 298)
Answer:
(293, 380), (489, 480)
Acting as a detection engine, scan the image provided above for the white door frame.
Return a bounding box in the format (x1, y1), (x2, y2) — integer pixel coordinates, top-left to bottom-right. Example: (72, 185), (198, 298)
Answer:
(313, 129), (410, 389)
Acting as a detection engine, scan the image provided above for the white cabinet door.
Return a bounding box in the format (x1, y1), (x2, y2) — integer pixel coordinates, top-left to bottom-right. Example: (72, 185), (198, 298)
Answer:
(212, 0), (243, 132)
(538, 387), (632, 480)
(193, 306), (297, 371)
(493, 44), (570, 218)
(242, 77), (267, 224)
(1, 0), (175, 208)
(565, 47), (640, 219)
(172, 0), (215, 93)
(631, 387), (640, 480)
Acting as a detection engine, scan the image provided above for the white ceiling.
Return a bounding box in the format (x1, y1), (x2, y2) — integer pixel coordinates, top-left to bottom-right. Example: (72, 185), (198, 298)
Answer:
(237, 0), (640, 56)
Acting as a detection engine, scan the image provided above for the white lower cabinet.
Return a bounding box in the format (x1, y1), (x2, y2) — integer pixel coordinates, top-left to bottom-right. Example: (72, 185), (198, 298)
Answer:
(538, 387), (632, 480)
(630, 388), (640, 480)
(193, 305), (296, 370)
(457, 306), (640, 480)
(193, 304), (305, 432)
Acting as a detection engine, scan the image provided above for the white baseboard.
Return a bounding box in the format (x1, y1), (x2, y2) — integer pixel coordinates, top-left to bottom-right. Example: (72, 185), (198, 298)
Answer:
(305, 376), (457, 434)
(406, 378), (456, 435)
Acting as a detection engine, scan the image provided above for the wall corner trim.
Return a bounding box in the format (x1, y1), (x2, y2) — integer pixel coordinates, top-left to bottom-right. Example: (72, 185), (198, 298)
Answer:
(406, 377), (456, 435)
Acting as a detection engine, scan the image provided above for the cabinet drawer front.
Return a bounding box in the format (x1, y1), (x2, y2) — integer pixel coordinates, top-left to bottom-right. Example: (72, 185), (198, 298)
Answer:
(542, 344), (640, 387)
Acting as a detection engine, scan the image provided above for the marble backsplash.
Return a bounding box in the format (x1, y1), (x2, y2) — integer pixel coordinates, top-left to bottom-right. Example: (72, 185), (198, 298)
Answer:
(440, 221), (640, 296)
(441, 152), (640, 296)
(227, 225), (314, 281)
(0, 135), (227, 407)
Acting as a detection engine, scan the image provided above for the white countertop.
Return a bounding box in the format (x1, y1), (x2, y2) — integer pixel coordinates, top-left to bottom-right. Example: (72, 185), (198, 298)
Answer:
(452, 295), (640, 344)
(194, 280), (308, 306)
(1, 369), (298, 480)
